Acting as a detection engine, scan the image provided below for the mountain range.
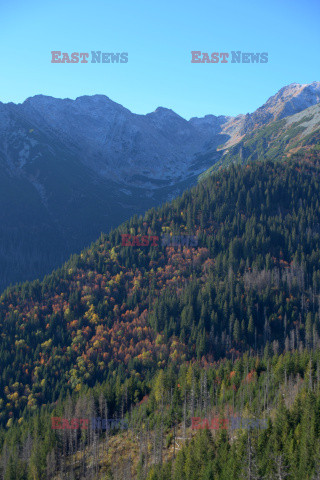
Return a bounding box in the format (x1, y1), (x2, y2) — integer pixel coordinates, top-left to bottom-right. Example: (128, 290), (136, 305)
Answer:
(0, 81), (320, 291)
(1, 83), (320, 479)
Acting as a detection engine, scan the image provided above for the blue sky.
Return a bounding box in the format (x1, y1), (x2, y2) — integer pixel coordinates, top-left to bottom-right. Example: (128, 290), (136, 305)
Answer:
(1, 0), (319, 118)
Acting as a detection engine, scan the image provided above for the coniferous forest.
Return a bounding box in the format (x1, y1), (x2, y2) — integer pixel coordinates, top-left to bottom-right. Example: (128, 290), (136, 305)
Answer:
(2, 148), (320, 478)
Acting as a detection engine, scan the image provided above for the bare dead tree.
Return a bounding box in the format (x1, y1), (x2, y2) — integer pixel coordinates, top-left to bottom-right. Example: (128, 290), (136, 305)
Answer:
(312, 453), (320, 480)
(123, 455), (132, 480)
(183, 392), (187, 440)
(241, 433), (261, 480)
(21, 433), (33, 465)
(269, 453), (289, 480)
(190, 375), (195, 421)
(0, 442), (10, 480)
(46, 449), (56, 480)
(203, 371), (208, 416)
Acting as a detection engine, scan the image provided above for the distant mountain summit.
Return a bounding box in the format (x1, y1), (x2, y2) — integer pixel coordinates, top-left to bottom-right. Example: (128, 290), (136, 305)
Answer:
(0, 82), (319, 290)
(262, 81), (320, 118)
(220, 81), (320, 147)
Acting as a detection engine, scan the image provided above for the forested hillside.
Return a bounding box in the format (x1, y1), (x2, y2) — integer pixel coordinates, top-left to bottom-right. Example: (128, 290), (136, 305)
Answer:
(1, 149), (320, 420)
(2, 149), (320, 478)
(2, 348), (320, 479)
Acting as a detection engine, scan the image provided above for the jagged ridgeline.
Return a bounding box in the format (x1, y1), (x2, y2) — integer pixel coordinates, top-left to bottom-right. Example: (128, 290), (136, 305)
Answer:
(0, 149), (320, 424)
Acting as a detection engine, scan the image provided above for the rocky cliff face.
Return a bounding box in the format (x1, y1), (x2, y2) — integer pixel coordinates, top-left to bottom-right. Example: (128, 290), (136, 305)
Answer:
(3, 95), (227, 185)
(220, 82), (320, 148)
